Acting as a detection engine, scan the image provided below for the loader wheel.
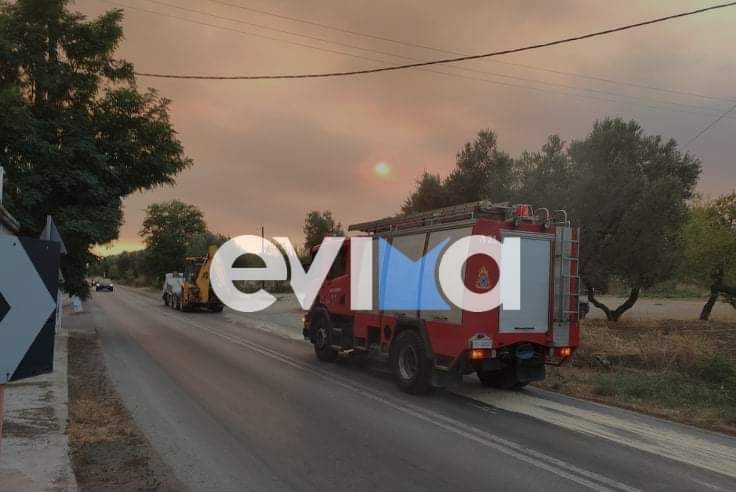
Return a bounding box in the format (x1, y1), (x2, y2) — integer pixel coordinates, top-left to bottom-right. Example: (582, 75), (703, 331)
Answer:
(164, 294), (170, 307)
(477, 365), (525, 390)
(312, 316), (338, 362)
(390, 330), (433, 395)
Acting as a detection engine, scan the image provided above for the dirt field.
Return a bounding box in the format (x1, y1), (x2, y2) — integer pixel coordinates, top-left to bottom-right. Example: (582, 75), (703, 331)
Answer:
(67, 325), (181, 491)
(537, 318), (736, 435)
(587, 296), (736, 321)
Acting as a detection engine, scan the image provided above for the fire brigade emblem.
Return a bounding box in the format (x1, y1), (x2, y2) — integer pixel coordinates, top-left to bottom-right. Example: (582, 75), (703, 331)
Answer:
(475, 266), (491, 290)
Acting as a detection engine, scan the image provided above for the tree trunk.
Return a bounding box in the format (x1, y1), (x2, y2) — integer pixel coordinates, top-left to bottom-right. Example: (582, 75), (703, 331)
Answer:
(587, 285), (640, 322)
(610, 288), (640, 321)
(700, 287), (719, 321)
(700, 268), (725, 321)
(587, 288), (612, 320)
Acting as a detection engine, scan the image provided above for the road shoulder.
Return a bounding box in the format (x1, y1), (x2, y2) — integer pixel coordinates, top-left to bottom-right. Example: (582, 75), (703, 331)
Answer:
(0, 323), (77, 491)
(66, 302), (181, 491)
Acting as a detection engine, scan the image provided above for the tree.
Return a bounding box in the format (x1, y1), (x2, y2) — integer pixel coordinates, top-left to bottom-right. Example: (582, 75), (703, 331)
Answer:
(400, 120), (699, 321)
(515, 135), (571, 211)
(567, 118), (700, 320)
(401, 172), (446, 213)
(140, 201), (207, 282)
(303, 210), (343, 251)
(681, 194), (736, 320)
(402, 130), (515, 214)
(445, 130), (515, 204)
(0, 0), (191, 298)
(185, 230), (229, 257)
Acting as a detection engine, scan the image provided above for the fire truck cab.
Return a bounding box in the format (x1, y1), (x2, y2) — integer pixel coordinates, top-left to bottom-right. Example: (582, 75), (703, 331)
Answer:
(303, 201), (580, 394)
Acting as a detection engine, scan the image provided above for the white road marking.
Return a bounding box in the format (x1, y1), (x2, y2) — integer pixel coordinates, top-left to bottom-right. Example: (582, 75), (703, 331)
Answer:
(455, 385), (736, 480)
(133, 294), (639, 492)
(116, 288), (736, 490)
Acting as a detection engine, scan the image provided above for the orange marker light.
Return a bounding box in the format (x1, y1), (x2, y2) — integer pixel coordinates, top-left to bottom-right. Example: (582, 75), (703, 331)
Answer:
(470, 349), (488, 360)
(559, 347), (572, 358)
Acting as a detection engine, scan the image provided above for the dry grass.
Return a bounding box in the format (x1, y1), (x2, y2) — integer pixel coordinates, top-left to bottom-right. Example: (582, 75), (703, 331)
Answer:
(68, 331), (180, 490)
(537, 319), (736, 435)
(67, 399), (138, 447)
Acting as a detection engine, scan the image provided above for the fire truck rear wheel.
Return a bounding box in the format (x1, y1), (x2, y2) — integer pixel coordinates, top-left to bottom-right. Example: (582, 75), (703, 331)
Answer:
(312, 316), (338, 363)
(390, 330), (433, 395)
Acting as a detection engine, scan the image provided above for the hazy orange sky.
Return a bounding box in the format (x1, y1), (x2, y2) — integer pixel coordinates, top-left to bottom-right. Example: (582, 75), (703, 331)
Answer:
(74, 0), (736, 255)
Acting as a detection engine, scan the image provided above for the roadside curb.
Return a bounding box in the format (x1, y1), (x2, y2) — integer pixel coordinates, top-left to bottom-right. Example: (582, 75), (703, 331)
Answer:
(0, 324), (78, 491)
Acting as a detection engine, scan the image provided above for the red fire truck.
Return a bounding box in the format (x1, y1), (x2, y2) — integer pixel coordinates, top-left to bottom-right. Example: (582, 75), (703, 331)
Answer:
(303, 201), (580, 394)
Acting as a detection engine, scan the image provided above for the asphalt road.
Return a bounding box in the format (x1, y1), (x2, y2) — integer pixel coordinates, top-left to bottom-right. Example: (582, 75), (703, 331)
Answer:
(88, 286), (736, 492)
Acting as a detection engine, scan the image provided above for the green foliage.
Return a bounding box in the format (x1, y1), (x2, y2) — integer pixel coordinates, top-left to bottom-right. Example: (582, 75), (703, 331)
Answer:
(446, 130), (515, 205)
(185, 230), (229, 258)
(402, 172), (446, 213)
(303, 210), (343, 251)
(681, 193), (736, 318)
(140, 200), (207, 283)
(693, 353), (736, 387)
(89, 249), (148, 284)
(682, 194), (736, 286)
(0, 0), (191, 298)
(590, 365), (736, 423)
(567, 118), (700, 294)
(95, 205), (230, 287)
(401, 118), (700, 320)
(402, 130), (514, 213)
(514, 134), (571, 211)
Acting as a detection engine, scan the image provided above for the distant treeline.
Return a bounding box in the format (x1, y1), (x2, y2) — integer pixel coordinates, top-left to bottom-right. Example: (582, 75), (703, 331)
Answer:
(93, 117), (736, 321)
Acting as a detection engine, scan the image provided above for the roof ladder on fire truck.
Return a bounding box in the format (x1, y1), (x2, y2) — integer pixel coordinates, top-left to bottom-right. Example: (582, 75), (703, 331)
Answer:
(554, 224), (579, 323)
(349, 200), (511, 234)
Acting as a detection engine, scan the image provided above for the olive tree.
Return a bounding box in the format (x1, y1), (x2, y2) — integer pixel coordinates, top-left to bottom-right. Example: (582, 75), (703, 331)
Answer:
(681, 193), (736, 320)
(568, 118), (700, 320)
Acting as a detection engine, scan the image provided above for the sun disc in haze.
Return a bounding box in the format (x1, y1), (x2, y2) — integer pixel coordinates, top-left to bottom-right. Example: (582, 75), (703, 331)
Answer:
(373, 161), (391, 178)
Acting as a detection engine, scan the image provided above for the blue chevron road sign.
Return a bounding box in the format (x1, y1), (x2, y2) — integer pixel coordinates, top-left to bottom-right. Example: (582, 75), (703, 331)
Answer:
(0, 236), (60, 383)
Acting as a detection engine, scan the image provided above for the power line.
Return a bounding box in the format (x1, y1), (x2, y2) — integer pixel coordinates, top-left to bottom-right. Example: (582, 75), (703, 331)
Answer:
(193, 0), (735, 102)
(133, 0), (727, 114)
(105, 0), (736, 121)
(477, 59), (735, 103)
(97, 1), (397, 66)
(204, 0), (455, 54)
(108, 0), (736, 121)
(131, 1), (736, 80)
(683, 102), (736, 149)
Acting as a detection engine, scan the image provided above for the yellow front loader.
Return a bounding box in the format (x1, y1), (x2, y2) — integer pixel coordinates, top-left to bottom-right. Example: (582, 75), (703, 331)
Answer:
(166, 245), (224, 313)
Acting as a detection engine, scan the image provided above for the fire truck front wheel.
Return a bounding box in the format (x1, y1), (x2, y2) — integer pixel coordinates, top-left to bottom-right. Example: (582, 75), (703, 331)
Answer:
(390, 330), (433, 395)
(312, 316), (338, 363)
